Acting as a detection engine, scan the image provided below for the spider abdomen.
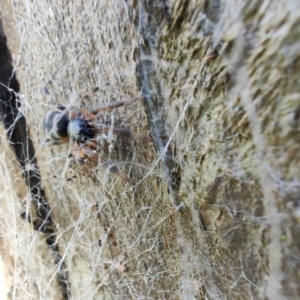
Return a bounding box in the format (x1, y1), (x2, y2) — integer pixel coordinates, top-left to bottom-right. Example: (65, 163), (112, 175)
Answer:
(43, 111), (70, 143)
(67, 118), (95, 143)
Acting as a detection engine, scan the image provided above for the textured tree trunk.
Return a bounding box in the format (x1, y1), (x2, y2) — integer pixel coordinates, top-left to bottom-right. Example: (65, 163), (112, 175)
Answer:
(0, 1), (300, 299)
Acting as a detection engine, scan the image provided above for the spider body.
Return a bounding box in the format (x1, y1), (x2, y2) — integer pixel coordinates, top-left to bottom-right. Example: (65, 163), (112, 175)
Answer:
(43, 86), (152, 185)
(43, 110), (70, 144)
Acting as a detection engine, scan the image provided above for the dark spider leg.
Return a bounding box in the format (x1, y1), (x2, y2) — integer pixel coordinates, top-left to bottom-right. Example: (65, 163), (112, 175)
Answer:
(92, 122), (152, 142)
(106, 164), (136, 186)
(79, 146), (136, 186)
(69, 149), (112, 199)
(44, 136), (70, 146)
(92, 96), (144, 112)
(43, 86), (67, 110)
(85, 96), (145, 121)
(80, 87), (100, 105)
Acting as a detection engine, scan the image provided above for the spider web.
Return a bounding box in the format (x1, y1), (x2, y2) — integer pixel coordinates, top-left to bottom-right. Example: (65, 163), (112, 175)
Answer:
(0, 0), (300, 299)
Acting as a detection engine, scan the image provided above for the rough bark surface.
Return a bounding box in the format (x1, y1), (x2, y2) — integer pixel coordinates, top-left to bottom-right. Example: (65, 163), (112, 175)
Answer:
(0, 0), (300, 299)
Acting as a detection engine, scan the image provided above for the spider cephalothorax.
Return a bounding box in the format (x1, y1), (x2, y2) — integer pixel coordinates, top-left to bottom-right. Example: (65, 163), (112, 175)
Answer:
(67, 118), (95, 143)
(43, 86), (152, 185)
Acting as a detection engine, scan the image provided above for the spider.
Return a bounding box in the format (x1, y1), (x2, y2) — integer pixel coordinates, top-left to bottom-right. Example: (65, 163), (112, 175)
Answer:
(42, 86), (152, 186)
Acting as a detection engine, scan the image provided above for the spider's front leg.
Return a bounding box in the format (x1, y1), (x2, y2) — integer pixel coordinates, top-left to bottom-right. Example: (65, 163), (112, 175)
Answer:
(83, 96), (145, 121)
(92, 122), (153, 142)
(71, 143), (136, 186)
(43, 86), (67, 110)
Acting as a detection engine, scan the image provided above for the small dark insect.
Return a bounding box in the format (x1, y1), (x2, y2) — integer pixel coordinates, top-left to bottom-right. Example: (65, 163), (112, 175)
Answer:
(43, 86), (152, 185)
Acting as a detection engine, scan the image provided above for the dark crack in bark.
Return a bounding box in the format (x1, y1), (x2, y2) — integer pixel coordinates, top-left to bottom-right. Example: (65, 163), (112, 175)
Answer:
(0, 19), (71, 300)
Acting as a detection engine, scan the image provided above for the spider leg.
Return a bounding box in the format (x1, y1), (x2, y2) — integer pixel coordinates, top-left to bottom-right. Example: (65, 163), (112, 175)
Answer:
(92, 122), (152, 142)
(71, 145), (135, 185)
(84, 96), (144, 121)
(80, 87), (100, 105)
(43, 86), (67, 110)
(69, 155), (112, 199)
(106, 164), (136, 186)
(44, 136), (70, 146)
(83, 147), (136, 186)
